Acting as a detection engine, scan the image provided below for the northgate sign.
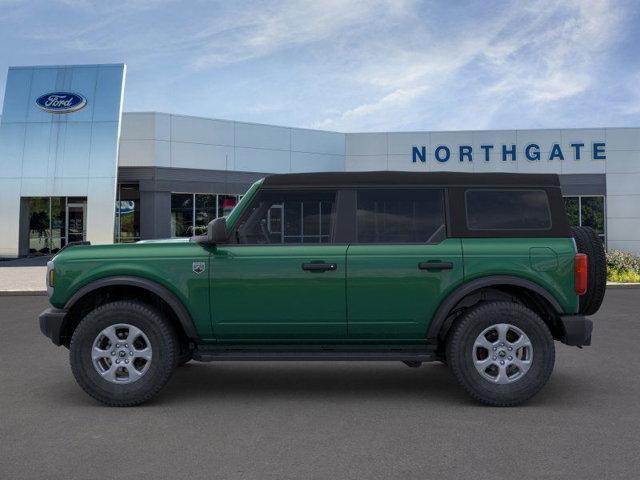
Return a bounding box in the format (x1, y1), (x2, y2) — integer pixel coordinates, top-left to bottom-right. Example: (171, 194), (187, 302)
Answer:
(412, 142), (606, 163)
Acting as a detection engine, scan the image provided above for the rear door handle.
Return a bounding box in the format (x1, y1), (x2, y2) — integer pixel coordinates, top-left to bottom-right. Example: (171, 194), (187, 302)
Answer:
(302, 262), (337, 272)
(418, 261), (453, 271)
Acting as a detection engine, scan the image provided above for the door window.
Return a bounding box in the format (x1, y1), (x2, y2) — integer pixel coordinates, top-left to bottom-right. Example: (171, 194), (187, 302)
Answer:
(235, 190), (336, 244)
(356, 189), (445, 243)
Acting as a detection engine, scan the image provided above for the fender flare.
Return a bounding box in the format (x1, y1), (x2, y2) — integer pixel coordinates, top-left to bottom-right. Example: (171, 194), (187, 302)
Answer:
(426, 275), (563, 341)
(65, 276), (199, 340)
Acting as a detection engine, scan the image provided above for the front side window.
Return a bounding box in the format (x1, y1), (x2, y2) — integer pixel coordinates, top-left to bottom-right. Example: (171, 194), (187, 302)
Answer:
(235, 190), (336, 244)
(466, 189), (551, 230)
(356, 189), (446, 243)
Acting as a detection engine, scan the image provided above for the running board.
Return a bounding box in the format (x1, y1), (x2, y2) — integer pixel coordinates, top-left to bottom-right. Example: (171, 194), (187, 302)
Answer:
(192, 349), (436, 363)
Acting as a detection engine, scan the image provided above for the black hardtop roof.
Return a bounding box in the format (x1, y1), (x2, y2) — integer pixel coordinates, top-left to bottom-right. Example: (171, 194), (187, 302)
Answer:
(262, 171), (561, 187)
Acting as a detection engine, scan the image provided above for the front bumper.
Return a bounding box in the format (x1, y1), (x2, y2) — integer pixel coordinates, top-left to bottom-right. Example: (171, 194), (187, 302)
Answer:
(39, 307), (67, 346)
(559, 315), (593, 347)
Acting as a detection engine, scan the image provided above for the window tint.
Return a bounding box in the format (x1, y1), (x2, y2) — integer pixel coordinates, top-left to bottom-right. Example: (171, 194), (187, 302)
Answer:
(356, 189), (445, 243)
(236, 190), (336, 244)
(466, 189), (551, 230)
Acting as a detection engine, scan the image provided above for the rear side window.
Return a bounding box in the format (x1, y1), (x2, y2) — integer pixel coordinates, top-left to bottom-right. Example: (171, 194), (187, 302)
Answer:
(465, 189), (551, 230)
(356, 189), (446, 243)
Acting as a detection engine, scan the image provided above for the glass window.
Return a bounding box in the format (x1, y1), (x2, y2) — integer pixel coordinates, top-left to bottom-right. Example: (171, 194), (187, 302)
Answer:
(564, 196), (579, 227)
(356, 189), (445, 243)
(28, 197), (51, 255)
(236, 190), (336, 244)
(218, 195), (238, 218)
(26, 196), (86, 254)
(581, 196), (605, 236)
(115, 184), (140, 243)
(50, 197), (66, 252)
(171, 194), (194, 237)
(564, 195), (606, 244)
(194, 194), (216, 236)
(466, 189), (551, 230)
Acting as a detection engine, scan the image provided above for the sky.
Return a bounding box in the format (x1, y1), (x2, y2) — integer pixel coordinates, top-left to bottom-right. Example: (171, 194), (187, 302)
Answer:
(0, 0), (639, 132)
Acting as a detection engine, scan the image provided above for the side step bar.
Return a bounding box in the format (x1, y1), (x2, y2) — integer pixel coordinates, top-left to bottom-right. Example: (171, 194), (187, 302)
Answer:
(193, 349), (436, 363)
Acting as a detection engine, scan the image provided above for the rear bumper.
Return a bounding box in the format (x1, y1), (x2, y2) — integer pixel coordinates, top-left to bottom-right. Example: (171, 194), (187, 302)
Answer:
(559, 314), (593, 346)
(39, 307), (67, 346)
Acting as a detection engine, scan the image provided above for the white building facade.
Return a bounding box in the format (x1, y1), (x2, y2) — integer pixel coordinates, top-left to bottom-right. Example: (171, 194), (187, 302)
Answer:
(1, 64), (639, 257)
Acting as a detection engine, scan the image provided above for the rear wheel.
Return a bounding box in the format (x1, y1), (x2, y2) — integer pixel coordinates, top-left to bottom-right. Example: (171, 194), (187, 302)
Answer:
(571, 226), (606, 315)
(70, 300), (178, 407)
(446, 301), (555, 406)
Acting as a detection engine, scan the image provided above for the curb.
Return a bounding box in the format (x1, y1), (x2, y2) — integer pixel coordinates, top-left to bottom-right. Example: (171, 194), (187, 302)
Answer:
(0, 290), (47, 296)
(606, 283), (640, 289)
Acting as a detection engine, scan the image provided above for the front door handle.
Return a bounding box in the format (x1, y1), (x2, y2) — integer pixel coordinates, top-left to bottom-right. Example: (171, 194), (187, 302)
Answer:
(302, 262), (337, 272)
(418, 261), (453, 271)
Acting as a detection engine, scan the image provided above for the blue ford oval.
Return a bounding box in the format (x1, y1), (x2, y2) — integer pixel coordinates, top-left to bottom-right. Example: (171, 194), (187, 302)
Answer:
(35, 92), (87, 114)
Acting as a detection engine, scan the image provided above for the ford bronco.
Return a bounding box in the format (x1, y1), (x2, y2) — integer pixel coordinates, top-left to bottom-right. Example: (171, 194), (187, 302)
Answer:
(39, 172), (606, 406)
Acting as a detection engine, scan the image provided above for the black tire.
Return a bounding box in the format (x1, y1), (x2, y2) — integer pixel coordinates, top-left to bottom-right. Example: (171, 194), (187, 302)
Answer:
(177, 349), (193, 367)
(571, 226), (606, 315)
(70, 300), (178, 407)
(446, 301), (555, 407)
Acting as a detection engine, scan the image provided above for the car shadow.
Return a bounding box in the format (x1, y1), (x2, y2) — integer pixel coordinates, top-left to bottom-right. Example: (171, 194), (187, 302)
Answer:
(44, 362), (589, 408)
(155, 362), (484, 407)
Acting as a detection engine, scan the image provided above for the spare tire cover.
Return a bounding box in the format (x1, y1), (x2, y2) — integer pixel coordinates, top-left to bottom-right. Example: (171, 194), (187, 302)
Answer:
(571, 226), (606, 315)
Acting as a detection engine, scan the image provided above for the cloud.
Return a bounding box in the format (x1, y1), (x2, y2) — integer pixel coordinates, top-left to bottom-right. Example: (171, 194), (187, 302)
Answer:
(0, 0), (633, 131)
(314, 0), (625, 131)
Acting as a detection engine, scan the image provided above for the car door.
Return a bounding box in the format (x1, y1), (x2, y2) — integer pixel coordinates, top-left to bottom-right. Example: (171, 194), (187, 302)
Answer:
(211, 188), (347, 340)
(346, 188), (463, 340)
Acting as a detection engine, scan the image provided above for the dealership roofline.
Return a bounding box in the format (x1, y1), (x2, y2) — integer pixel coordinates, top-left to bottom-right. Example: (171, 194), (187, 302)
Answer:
(123, 111), (639, 136)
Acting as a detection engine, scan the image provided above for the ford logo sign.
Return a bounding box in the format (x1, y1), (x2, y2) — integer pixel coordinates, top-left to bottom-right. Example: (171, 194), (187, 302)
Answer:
(35, 92), (87, 114)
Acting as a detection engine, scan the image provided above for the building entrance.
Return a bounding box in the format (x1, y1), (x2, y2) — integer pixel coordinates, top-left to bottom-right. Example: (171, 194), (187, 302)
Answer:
(23, 197), (87, 255)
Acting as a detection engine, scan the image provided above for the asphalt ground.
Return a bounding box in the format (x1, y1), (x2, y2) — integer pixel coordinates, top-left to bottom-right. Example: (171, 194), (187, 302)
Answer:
(1, 290), (639, 480)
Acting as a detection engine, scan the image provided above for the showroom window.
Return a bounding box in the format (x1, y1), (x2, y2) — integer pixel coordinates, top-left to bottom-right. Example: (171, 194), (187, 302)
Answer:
(235, 190), (336, 244)
(356, 189), (446, 243)
(115, 184), (140, 243)
(171, 193), (241, 237)
(564, 196), (606, 244)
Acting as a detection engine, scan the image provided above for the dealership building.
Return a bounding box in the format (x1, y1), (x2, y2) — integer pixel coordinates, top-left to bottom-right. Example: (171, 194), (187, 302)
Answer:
(1, 63), (639, 258)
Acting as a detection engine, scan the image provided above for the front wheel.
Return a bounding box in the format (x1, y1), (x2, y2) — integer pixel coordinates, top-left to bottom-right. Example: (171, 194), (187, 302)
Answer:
(446, 301), (555, 406)
(70, 301), (178, 407)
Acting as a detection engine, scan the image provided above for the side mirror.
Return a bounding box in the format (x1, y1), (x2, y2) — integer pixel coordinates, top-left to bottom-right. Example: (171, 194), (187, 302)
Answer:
(207, 217), (227, 244)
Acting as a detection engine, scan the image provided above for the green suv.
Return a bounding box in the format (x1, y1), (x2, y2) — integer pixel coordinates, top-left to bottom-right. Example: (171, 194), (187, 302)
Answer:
(39, 172), (606, 407)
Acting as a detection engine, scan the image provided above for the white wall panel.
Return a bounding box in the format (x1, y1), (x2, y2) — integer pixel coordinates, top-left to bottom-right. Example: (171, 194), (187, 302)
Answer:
(346, 133), (387, 156)
(171, 115), (234, 146)
(120, 113), (157, 140)
(291, 128), (344, 155)
(345, 154), (387, 171)
(170, 142), (233, 170)
(235, 122), (290, 150)
(235, 147), (290, 173)
(604, 150), (640, 173)
(606, 173), (640, 195)
(606, 128), (640, 151)
(290, 152), (344, 173)
(387, 132), (429, 156)
(118, 140), (163, 167)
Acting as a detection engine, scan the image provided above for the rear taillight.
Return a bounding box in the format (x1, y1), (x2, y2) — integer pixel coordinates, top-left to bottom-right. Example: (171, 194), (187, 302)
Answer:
(575, 253), (588, 295)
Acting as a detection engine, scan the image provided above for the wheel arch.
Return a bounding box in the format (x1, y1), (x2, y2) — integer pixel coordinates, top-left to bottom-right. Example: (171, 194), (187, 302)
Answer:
(60, 276), (199, 347)
(427, 275), (563, 343)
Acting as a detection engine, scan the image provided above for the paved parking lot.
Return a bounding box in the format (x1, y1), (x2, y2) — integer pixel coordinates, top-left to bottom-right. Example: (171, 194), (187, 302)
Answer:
(1, 290), (639, 479)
